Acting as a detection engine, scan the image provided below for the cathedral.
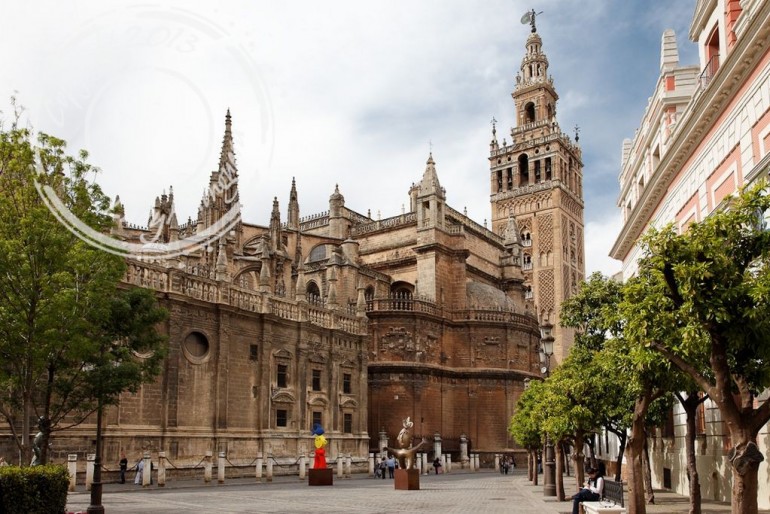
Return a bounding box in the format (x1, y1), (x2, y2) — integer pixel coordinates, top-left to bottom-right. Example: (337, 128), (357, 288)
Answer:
(57, 20), (584, 469)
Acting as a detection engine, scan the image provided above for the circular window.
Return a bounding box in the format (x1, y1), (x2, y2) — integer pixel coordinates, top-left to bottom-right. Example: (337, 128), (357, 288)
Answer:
(183, 331), (210, 363)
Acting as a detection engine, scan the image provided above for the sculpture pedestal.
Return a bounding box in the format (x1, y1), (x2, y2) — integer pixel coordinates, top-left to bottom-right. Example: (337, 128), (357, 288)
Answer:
(308, 468), (333, 486)
(394, 468), (420, 490)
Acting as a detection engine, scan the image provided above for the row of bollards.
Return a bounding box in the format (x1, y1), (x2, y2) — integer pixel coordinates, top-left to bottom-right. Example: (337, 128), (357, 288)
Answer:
(70, 450), (473, 489)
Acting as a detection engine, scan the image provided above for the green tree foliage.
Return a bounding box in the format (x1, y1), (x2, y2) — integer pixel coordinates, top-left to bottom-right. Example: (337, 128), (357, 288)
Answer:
(624, 183), (770, 514)
(0, 111), (167, 465)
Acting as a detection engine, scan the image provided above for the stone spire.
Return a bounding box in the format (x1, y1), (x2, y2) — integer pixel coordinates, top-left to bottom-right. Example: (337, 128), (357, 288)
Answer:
(269, 197), (282, 252)
(419, 153), (445, 200)
(287, 177), (299, 229)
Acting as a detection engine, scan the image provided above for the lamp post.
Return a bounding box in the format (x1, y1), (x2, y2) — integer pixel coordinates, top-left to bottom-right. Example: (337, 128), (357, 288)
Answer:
(539, 322), (556, 497)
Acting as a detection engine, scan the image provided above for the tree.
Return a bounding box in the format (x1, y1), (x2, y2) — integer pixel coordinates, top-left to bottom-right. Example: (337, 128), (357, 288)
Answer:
(624, 183), (770, 514)
(510, 379), (545, 485)
(0, 113), (167, 464)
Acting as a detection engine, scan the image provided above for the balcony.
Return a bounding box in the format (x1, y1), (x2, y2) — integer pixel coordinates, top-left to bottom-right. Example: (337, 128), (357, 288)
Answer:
(699, 54), (719, 90)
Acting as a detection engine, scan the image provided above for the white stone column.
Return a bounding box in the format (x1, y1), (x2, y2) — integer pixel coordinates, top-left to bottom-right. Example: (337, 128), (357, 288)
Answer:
(368, 453), (375, 477)
(474, 454), (480, 471)
(379, 430), (388, 460)
(67, 454), (77, 492)
(86, 453), (95, 491)
(337, 456), (343, 478)
(204, 451), (212, 483)
(299, 454), (306, 480)
(266, 453), (273, 482)
(440, 454), (446, 472)
(422, 452), (429, 475)
(255, 452), (263, 482)
(433, 432), (442, 462)
(495, 454), (500, 472)
(217, 452), (226, 484)
(345, 454), (352, 478)
(459, 434), (469, 468)
(416, 453), (422, 474)
(158, 451), (166, 487)
(142, 452), (151, 487)
(446, 454), (452, 473)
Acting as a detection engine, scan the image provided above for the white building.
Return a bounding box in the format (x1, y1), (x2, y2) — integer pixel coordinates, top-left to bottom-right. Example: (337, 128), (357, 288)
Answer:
(609, 0), (770, 507)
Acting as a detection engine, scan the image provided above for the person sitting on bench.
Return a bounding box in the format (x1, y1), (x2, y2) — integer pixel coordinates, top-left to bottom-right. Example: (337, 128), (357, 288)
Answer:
(571, 466), (604, 514)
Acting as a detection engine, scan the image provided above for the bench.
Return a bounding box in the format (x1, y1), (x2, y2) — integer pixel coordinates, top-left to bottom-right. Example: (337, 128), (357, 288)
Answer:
(581, 479), (626, 514)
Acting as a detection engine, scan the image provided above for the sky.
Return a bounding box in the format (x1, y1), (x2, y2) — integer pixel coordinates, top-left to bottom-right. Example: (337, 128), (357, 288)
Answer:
(0, 0), (699, 277)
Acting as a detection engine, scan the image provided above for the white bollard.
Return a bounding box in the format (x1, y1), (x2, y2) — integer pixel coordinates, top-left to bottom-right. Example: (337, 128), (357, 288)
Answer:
(68, 454), (77, 492)
(416, 453), (422, 474)
(299, 454), (307, 480)
(474, 454), (480, 471)
(369, 453), (375, 477)
(266, 453), (273, 482)
(218, 452), (226, 484)
(422, 453), (429, 475)
(204, 451), (212, 483)
(256, 452), (263, 481)
(440, 454), (446, 473)
(447, 454), (452, 473)
(495, 454), (500, 472)
(345, 454), (352, 478)
(337, 455), (343, 477)
(142, 452), (151, 487)
(158, 451), (166, 487)
(86, 454), (95, 491)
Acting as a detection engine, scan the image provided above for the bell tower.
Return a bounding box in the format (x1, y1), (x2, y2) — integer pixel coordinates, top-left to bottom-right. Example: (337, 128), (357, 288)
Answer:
(489, 18), (585, 363)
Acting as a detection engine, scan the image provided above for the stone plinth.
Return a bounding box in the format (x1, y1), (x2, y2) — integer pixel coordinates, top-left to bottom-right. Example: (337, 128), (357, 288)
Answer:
(308, 468), (333, 486)
(394, 468), (420, 490)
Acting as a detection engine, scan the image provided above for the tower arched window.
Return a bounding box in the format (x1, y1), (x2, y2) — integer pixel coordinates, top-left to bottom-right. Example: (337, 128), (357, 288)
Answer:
(518, 154), (529, 185)
(525, 102), (536, 123)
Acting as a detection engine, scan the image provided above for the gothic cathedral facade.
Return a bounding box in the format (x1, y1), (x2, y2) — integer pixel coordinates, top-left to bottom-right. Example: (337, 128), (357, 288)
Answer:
(38, 21), (585, 471)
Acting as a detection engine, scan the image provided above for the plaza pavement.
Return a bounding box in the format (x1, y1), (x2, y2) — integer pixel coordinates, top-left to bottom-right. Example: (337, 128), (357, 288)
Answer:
(66, 468), (768, 514)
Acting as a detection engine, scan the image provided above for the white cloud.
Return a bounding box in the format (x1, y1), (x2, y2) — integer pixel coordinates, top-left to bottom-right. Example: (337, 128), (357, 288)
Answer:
(585, 214), (623, 277)
(0, 0), (696, 253)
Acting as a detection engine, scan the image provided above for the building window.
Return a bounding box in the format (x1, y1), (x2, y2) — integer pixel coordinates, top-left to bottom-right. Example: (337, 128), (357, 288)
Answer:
(312, 369), (322, 391)
(343, 373), (352, 394)
(277, 364), (288, 388)
(312, 411), (322, 430)
(276, 409), (287, 428)
(249, 344), (258, 361)
(343, 413), (353, 434)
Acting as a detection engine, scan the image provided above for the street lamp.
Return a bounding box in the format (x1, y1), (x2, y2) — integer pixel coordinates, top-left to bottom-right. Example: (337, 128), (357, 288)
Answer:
(539, 322), (556, 497)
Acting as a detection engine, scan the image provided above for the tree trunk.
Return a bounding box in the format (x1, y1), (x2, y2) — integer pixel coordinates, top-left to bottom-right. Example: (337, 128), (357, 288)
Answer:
(555, 440), (565, 501)
(531, 449), (539, 486)
(574, 431), (585, 494)
(627, 393), (652, 514)
(642, 429), (655, 504)
(21, 390), (32, 466)
(528, 449), (533, 481)
(678, 392), (702, 514)
(609, 427), (627, 482)
(727, 435), (763, 514)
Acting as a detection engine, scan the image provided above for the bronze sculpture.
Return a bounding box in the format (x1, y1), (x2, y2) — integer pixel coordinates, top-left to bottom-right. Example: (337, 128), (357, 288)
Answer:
(388, 417), (426, 470)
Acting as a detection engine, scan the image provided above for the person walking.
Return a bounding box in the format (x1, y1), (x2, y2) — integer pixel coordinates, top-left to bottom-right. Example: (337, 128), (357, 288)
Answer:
(119, 451), (128, 484)
(379, 457), (387, 479)
(433, 457), (442, 474)
(386, 455), (396, 478)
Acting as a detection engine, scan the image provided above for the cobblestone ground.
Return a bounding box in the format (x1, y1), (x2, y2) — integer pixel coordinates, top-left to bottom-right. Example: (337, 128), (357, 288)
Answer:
(66, 470), (566, 514)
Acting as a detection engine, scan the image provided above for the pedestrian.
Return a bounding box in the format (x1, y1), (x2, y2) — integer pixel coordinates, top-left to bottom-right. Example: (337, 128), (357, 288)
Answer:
(0, 457), (8, 467)
(433, 457), (442, 474)
(134, 457), (144, 485)
(571, 467), (604, 514)
(119, 451), (128, 483)
(380, 457), (387, 479)
(503, 456), (509, 475)
(387, 455), (396, 478)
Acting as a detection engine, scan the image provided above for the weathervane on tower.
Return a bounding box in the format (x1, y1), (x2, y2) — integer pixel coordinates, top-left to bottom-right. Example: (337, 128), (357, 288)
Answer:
(520, 9), (543, 33)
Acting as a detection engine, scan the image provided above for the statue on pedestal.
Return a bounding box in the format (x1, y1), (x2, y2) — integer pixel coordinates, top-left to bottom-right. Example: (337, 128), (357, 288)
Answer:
(388, 417), (426, 470)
